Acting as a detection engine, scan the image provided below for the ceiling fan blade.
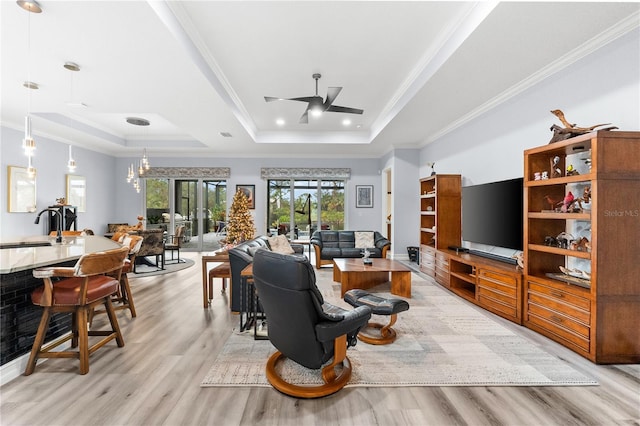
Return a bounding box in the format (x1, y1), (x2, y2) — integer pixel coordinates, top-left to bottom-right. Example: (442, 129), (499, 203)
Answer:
(324, 87), (342, 107)
(299, 109), (309, 124)
(326, 105), (364, 115)
(265, 96), (317, 103)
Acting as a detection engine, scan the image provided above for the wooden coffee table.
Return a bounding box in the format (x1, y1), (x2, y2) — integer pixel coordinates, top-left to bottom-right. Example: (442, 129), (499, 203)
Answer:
(333, 258), (412, 298)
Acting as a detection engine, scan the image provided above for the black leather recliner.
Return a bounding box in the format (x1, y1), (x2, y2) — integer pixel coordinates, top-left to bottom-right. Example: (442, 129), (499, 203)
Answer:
(252, 249), (372, 398)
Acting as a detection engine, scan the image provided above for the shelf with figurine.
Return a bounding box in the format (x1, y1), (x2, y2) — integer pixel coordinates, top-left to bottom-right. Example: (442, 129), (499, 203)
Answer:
(524, 125), (640, 364)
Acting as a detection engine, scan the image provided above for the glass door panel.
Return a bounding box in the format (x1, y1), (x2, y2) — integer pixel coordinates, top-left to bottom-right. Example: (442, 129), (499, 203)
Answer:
(320, 180), (344, 231)
(145, 178), (169, 232)
(174, 179), (197, 249)
(268, 180), (292, 237)
(293, 180), (317, 240)
(203, 180), (226, 251)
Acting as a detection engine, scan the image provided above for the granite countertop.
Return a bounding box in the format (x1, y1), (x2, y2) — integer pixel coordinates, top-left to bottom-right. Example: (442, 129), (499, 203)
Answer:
(0, 235), (122, 274)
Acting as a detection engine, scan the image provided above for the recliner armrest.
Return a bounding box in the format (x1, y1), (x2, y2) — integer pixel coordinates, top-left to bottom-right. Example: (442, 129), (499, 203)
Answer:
(315, 305), (371, 343)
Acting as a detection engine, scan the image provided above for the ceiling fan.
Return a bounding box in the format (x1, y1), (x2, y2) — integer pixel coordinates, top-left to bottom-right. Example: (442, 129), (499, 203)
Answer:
(264, 73), (363, 124)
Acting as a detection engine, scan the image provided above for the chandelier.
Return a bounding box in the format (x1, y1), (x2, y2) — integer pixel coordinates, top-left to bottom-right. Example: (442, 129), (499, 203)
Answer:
(125, 117), (151, 193)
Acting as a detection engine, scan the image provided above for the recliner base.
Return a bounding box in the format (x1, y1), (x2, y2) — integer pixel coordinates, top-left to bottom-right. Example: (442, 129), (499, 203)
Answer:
(264, 335), (351, 398)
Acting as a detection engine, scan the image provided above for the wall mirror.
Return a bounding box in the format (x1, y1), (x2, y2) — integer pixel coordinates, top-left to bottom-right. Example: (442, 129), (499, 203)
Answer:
(66, 174), (86, 212)
(8, 166), (37, 213)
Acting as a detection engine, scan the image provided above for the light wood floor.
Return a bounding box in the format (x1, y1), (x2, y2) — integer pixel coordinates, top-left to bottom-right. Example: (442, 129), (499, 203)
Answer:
(1, 253), (638, 425)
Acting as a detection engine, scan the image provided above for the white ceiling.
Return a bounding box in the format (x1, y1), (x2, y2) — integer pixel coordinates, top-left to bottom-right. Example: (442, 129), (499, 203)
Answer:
(2, 1), (638, 159)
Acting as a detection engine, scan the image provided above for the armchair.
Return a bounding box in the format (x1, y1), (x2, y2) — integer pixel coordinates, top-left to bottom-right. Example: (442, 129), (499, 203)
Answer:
(252, 249), (372, 398)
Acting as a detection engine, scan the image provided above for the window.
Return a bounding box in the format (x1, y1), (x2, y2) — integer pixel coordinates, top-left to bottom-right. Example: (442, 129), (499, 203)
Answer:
(267, 179), (344, 239)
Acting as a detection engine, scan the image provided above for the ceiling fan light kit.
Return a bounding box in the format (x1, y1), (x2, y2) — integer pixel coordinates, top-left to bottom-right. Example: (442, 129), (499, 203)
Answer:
(265, 73), (363, 124)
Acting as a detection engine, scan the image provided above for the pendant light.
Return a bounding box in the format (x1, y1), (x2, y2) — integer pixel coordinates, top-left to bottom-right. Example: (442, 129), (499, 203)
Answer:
(27, 155), (35, 178)
(67, 145), (76, 172)
(125, 117), (151, 191)
(18, 0), (42, 159)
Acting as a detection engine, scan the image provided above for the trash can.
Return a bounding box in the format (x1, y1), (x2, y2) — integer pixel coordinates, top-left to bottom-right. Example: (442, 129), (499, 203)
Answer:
(407, 246), (419, 263)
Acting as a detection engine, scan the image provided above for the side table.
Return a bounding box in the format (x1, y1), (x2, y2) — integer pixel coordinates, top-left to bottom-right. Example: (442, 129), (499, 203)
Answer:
(201, 250), (229, 308)
(240, 264), (268, 340)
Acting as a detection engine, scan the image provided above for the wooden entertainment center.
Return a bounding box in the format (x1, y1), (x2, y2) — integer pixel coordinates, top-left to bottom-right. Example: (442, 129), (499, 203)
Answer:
(419, 131), (640, 364)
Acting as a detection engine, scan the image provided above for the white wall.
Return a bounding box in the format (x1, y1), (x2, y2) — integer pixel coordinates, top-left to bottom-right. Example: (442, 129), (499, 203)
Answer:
(420, 28), (640, 185)
(380, 149), (421, 258)
(1, 127), (117, 239)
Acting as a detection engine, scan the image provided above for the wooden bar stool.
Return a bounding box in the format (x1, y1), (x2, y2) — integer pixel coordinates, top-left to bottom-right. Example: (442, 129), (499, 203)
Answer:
(208, 263), (231, 303)
(112, 235), (143, 317)
(25, 246), (129, 375)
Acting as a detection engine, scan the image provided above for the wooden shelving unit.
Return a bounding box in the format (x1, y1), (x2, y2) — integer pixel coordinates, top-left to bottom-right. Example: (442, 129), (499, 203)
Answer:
(419, 175), (461, 287)
(448, 251), (523, 324)
(523, 130), (640, 363)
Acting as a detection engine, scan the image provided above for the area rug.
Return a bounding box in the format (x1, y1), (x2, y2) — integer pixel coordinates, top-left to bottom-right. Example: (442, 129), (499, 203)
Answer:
(133, 257), (194, 276)
(201, 269), (598, 387)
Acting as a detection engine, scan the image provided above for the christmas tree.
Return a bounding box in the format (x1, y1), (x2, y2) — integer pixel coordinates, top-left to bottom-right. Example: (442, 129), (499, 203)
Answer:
(225, 190), (256, 244)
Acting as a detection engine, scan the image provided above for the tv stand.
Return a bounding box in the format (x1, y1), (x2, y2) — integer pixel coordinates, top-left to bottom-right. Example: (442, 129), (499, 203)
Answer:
(446, 249), (523, 324)
(469, 249), (517, 265)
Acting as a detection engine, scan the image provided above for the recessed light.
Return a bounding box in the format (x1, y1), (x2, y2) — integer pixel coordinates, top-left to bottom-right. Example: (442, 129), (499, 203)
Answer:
(126, 117), (150, 126)
(342, 119), (351, 126)
(63, 62), (80, 72)
(276, 118), (285, 126)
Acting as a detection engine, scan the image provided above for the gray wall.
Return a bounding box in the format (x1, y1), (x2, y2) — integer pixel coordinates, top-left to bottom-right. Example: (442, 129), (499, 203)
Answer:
(1, 127), (117, 239)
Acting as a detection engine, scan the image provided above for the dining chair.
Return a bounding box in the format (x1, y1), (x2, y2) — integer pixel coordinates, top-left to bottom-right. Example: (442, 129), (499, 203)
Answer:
(165, 225), (186, 263)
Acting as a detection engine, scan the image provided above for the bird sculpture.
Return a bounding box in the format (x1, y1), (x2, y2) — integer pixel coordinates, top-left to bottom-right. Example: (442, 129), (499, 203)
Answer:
(550, 110), (612, 133)
(548, 109), (618, 143)
(543, 195), (561, 211)
(559, 191), (575, 213)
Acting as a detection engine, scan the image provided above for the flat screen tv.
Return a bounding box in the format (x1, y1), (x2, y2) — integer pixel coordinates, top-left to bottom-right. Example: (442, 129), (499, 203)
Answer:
(462, 178), (524, 253)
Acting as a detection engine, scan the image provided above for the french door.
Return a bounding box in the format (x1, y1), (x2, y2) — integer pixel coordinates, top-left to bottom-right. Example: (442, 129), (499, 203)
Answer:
(145, 178), (226, 251)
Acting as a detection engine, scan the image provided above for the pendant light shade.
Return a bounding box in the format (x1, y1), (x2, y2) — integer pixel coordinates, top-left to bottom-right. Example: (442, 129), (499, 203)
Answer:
(17, 0), (42, 13)
(67, 145), (76, 172)
(23, 116), (36, 156)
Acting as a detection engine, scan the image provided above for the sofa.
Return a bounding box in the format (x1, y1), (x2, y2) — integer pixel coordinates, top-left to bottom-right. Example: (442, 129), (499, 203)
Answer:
(310, 230), (391, 269)
(228, 235), (304, 312)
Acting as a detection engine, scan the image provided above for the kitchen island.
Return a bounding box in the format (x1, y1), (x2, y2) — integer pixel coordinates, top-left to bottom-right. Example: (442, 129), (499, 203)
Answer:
(0, 235), (122, 367)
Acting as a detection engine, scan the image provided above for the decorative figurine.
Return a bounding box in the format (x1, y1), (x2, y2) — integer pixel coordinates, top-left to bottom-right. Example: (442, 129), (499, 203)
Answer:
(512, 252), (524, 271)
(570, 236), (591, 252)
(582, 186), (591, 204)
(548, 109), (617, 143)
(56, 197), (66, 205)
(362, 248), (373, 265)
(566, 164), (579, 176)
(541, 171), (549, 180)
(543, 194), (561, 211)
(550, 156), (562, 178)
(558, 191), (575, 213)
(427, 162), (436, 176)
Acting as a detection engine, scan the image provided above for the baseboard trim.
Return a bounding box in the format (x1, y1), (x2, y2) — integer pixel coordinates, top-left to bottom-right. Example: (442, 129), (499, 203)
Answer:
(1, 340), (72, 386)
